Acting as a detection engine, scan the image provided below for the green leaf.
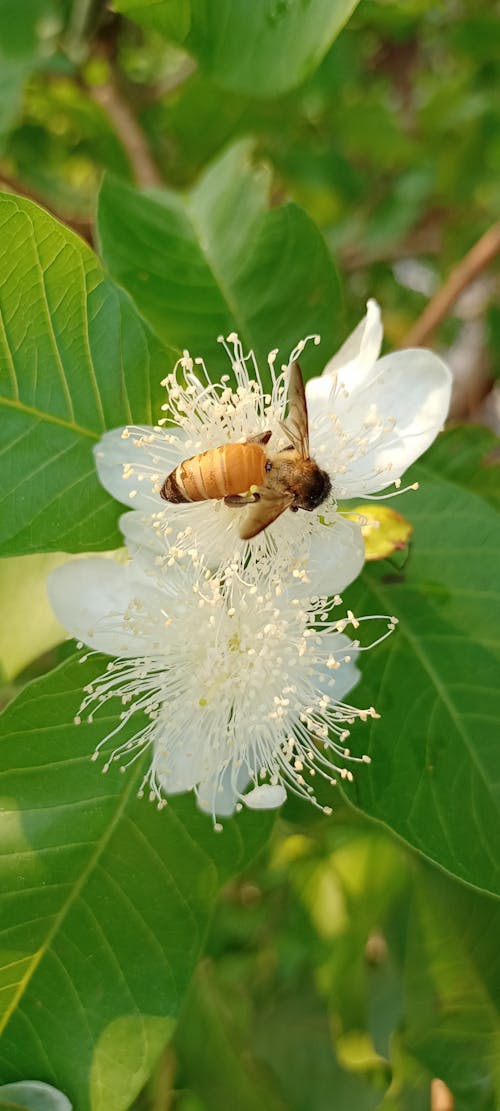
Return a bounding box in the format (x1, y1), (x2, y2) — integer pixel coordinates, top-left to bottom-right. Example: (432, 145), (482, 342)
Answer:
(402, 866), (500, 1110)
(0, 193), (171, 557)
(0, 0), (60, 142)
(0, 655), (272, 1110)
(113, 0), (362, 97)
(97, 142), (342, 375)
(343, 427), (500, 898)
(420, 425), (500, 515)
(113, 0), (192, 41)
(0, 1080), (71, 1111)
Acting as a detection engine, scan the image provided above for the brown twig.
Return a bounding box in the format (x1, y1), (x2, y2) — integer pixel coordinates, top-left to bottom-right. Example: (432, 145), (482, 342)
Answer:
(402, 222), (500, 347)
(88, 70), (163, 188)
(0, 170), (93, 245)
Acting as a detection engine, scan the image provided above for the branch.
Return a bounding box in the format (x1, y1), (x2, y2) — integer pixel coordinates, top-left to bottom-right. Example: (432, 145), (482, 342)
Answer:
(0, 170), (93, 245)
(88, 69), (164, 189)
(402, 222), (500, 347)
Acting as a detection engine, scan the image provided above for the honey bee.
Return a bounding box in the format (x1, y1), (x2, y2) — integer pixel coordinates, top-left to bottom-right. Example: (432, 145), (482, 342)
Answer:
(160, 361), (331, 540)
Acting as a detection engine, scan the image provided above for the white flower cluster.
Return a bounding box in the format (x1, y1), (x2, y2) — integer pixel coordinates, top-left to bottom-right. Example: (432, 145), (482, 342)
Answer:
(49, 301), (451, 824)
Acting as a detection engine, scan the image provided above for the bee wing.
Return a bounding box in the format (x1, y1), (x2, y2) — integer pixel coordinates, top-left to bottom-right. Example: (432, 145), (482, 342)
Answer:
(238, 488), (294, 540)
(283, 360), (310, 459)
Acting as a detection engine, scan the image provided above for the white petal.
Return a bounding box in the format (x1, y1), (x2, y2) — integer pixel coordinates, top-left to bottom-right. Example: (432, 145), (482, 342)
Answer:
(243, 784), (287, 810)
(0, 1084), (71, 1111)
(322, 299), (383, 391)
(305, 374), (335, 414)
(159, 498), (240, 571)
(196, 762), (252, 818)
(119, 510), (166, 573)
(94, 426), (186, 511)
(329, 349), (452, 496)
(327, 656), (360, 702)
(47, 558), (162, 656)
(155, 742), (252, 817)
(154, 741), (203, 797)
(122, 496), (241, 576)
(315, 633), (361, 702)
(306, 515), (365, 597)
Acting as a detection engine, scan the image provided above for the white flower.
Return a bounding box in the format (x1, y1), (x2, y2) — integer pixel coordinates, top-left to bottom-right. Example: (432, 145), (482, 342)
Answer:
(93, 303), (451, 597)
(48, 554), (396, 826)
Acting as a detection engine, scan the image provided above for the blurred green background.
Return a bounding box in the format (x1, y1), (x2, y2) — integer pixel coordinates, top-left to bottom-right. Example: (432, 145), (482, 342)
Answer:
(2, 0), (500, 380)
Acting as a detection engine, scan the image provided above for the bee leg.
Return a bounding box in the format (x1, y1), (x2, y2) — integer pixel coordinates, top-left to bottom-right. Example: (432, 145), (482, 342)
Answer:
(245, 430), (272, 446)
(224, 492), (260, 507)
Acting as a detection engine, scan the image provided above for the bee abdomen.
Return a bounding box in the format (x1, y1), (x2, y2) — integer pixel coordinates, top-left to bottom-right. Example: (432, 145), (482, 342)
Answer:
(161, 443), (266, 503)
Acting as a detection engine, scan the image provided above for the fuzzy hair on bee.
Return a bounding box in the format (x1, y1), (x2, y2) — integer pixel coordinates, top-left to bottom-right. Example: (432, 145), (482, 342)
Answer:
(160, 362), (331, 540)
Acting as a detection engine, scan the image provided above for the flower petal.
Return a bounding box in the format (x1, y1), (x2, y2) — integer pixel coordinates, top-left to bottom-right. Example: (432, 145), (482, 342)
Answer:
(305, 373), (335, 414)
(328, 349), (452, 496)
(154, 741), (204, 797)
(47, 558), (163, 656)
(155, 740), (252, 817)
(243, 784), (287, 810)
(94, 426), (187, 512)
(196, 762), (252, 818)
(159, 498), (241, 571)
(325, 655), (360, 702)
(315, 633), (361, 703)
(322, 299), (383, 391)
(119, 510), (166, 572)
(307, 515), (365, 597)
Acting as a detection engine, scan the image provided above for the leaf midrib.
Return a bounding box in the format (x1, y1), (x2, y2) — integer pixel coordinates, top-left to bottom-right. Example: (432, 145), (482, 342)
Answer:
(0, 394), (98, 440)
(185, 196), (256, 355)
(0, 766), (139, 1036)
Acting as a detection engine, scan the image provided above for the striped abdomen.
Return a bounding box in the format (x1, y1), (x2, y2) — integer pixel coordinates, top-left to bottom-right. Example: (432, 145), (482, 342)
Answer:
(161, 442), (266, 503)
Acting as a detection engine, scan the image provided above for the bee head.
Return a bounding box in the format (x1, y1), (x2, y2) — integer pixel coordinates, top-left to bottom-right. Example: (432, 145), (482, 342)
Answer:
(295, 464), (332, 511)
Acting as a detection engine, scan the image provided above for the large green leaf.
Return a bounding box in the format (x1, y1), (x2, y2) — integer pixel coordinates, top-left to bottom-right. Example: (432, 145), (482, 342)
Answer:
(113, 0), (361, 97)
(97, 142), (342, 374)
(0, 655), (272, 1110)
(0, 194), (171, 556)
(402, 866), (500, 1110)
(343, 427), (500, 898)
